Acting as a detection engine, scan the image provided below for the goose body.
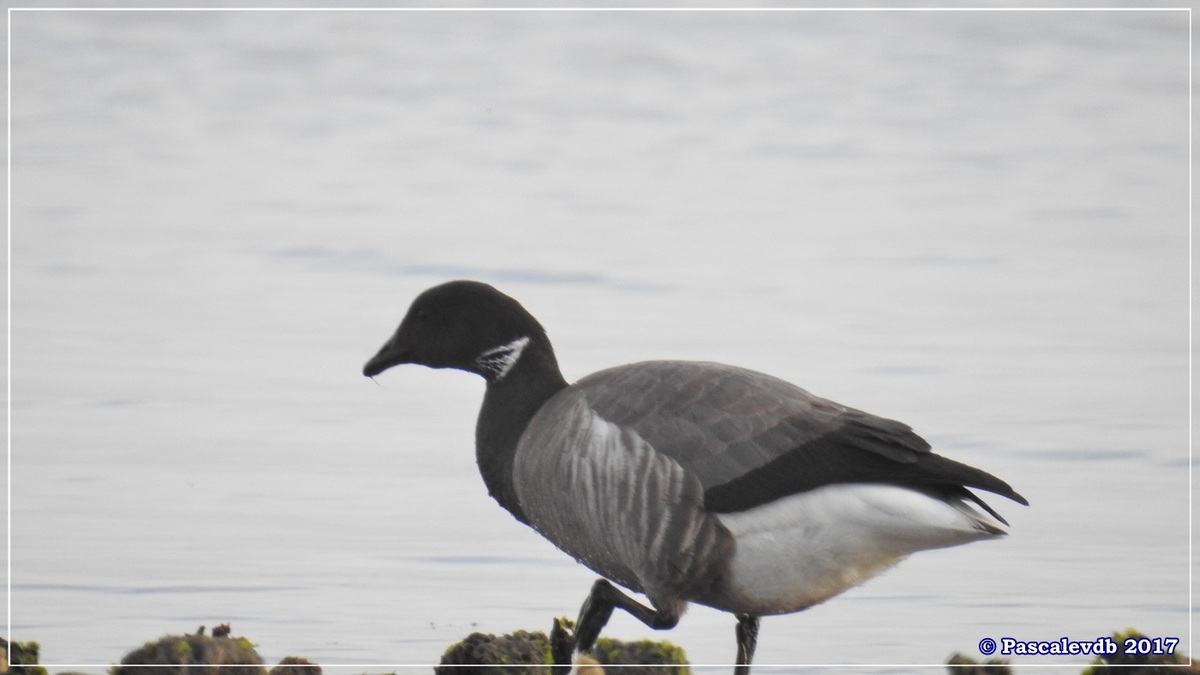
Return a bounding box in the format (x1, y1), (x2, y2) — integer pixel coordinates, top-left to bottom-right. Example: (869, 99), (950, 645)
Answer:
(363, 280), (1027, 671)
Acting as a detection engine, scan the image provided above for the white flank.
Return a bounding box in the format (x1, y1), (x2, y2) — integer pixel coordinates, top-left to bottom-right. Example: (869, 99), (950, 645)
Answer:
(714, 483), (1003, 615)
(477, 336), (531, 381)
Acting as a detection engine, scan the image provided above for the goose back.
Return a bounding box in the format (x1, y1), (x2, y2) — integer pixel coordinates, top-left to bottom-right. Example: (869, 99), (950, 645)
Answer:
(540, 361), (1022, 513)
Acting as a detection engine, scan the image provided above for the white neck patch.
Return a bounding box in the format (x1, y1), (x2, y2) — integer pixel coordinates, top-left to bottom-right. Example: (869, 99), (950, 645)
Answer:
(476, 336), (531, 382)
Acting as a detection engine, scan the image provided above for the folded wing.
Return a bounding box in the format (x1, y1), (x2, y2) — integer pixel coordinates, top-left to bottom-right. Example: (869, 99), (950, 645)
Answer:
(570, 361), (1028, 520)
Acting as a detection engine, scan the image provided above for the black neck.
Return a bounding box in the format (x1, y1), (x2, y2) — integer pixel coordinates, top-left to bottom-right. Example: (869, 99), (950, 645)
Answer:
(474, 342), (568, 524)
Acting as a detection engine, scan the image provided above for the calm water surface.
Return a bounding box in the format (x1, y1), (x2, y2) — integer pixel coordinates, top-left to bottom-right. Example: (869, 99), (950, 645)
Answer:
(8, 8), (1191, 673)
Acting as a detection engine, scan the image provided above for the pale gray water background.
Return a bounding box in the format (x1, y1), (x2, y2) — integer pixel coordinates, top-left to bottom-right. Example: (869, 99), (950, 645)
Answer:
(8, 7), (1191, 673)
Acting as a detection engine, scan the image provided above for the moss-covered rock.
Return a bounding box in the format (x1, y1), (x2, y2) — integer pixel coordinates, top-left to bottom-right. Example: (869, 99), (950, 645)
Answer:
(945, 651), (1013, 674)
(2, 638), (50, 675)
(592, 636), (688, 675)
(112, 630), (267, 675)
(1081, 628), (1197, 675)
(269, 656), (322, 675)
(436, 622), (689, 675)
(436, 630), (553, 675)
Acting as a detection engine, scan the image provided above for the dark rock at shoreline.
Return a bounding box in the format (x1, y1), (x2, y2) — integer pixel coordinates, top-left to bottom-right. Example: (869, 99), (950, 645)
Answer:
(591, 638), (688, 675)
(436, 630), (553, 675)
(436, 620), (688, 675)
(268, 656), (322, 675)
(1081, 629), (1198, 675)
(113, 631), (266, 675)
(14, 623), (1192, 675)
(2, 638), (50, 675)
(946, 651), (1014, 674)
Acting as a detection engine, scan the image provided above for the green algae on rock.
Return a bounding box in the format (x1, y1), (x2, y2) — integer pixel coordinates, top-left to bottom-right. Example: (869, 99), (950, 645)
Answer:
(436, 630), (554, 675)
(1081, 628), (1197, 675)
(268, 656), (322, 675)
(436, 622), (689, 675)
(945, 651), (1014, 674)
(592, 637), (689, 675)
(2, 638), (50, 675)
(112, 629), (266, 675)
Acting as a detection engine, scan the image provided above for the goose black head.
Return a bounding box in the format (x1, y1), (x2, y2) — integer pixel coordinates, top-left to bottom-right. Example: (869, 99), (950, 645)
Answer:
(363, 280), (552, 383)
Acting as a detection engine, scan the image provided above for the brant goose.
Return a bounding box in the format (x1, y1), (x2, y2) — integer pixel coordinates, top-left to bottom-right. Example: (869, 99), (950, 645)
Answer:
(363, 280), (1027, 672)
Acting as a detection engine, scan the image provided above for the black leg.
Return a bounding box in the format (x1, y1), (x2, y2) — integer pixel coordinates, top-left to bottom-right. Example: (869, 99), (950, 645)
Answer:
(557, 578), (682, 666)
(734, 613), (760, 675)
(572, 580), (618, 653)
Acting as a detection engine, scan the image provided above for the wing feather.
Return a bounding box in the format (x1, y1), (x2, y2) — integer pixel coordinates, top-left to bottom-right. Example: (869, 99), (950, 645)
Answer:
(570, 361), (1027, 516)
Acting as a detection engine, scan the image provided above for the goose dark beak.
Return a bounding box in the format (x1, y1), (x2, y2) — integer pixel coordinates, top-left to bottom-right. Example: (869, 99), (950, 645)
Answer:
(363, 335), (412, 377)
